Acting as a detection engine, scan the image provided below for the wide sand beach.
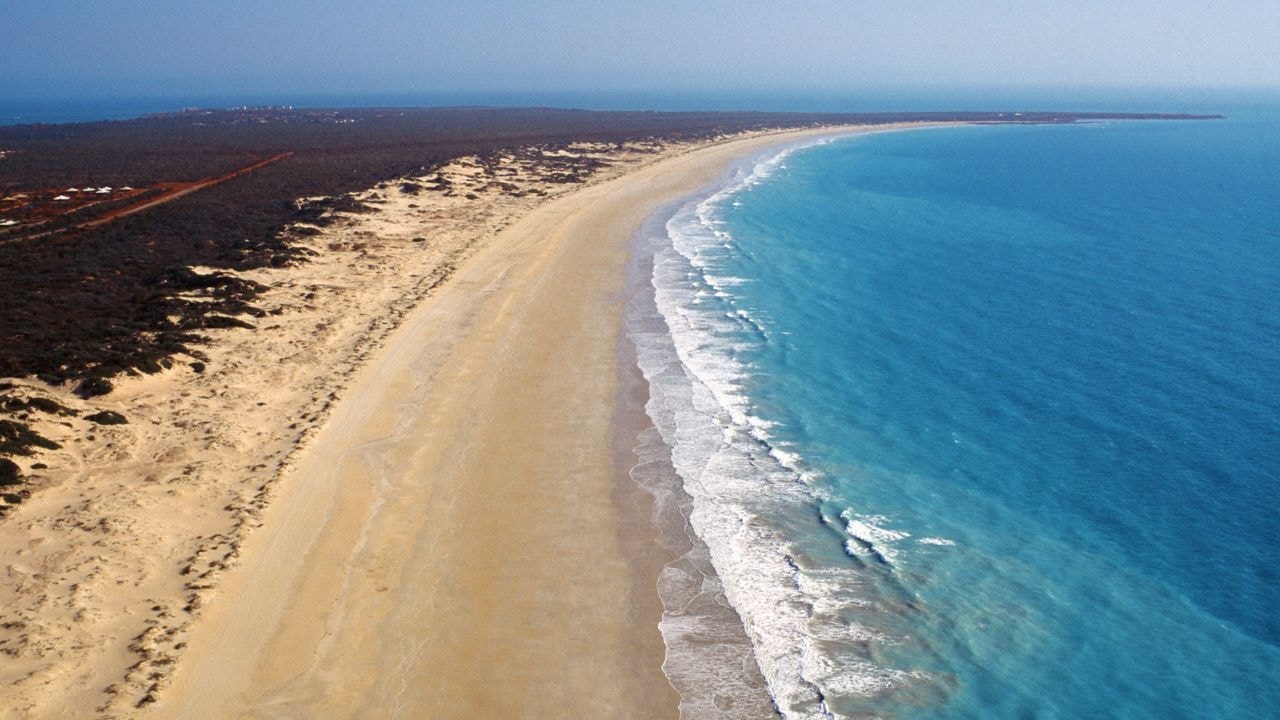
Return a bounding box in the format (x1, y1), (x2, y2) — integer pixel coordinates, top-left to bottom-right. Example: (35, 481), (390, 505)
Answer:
(144, 127), (886, 719)
(0, 124), (929, 719)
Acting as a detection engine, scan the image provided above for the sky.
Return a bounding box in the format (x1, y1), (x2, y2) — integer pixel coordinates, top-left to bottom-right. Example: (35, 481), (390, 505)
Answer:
(3, 0), (1278, 100)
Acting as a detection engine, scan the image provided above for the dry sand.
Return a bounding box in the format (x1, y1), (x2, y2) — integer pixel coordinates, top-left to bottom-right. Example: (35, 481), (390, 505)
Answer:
(0, 124), (921, 719)
(0, 138), (686, 717)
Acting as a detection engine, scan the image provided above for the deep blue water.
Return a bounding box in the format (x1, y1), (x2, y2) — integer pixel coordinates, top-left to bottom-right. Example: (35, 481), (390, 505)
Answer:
(646, 114), (1280, 718)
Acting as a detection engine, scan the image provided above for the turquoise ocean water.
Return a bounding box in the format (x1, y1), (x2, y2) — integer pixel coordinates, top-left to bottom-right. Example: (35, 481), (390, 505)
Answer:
(633, 115), (1279, 718)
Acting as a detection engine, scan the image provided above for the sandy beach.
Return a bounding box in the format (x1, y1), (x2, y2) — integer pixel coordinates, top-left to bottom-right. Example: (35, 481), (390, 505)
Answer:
(150, 128), (858, 719)
(0, 124), (898, 719)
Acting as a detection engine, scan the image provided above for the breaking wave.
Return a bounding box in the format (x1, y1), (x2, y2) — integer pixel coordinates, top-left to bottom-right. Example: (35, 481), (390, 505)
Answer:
(629, 140), (936, 719)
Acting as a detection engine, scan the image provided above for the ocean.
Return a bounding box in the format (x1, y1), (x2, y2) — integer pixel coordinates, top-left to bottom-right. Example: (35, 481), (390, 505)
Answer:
(630, 114), (1280, 718)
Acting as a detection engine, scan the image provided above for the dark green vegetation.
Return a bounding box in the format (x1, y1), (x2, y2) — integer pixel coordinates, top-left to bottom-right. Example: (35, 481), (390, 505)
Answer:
(2, 107), (864, 390)
(0, 459), (21, 485)
(0, 107), (1220, 468)
(84, 410), (128, 425)
(0, 419), (60, 455)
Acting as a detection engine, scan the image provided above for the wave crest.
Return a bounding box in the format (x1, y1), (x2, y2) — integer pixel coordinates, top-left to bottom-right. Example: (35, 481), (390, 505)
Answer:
(631, 141), (934, 719)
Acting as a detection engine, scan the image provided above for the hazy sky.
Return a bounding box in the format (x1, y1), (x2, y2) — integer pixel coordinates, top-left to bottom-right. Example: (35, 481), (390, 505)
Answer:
(4, 0), (1278, 96)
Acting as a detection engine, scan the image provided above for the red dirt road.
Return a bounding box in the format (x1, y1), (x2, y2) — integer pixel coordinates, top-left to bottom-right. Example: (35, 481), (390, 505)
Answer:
(78, 151), (293, 229)
(4, 152), (293, 242)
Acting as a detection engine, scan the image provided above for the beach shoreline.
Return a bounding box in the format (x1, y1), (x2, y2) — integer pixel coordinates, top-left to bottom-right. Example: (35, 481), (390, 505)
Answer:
(0, 122), (930, 718)
(147, 125), (888, 719)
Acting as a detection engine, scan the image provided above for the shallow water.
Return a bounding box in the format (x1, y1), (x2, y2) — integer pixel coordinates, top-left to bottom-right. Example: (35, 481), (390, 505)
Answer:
(636, 115), (1280, 719)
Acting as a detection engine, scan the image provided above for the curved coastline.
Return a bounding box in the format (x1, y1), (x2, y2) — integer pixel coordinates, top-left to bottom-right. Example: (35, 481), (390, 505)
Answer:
(625, 126), (959, 719)
(144, 125), (889, 719)
(1, 111), (1245, 719)
(628, 126), (955, 719)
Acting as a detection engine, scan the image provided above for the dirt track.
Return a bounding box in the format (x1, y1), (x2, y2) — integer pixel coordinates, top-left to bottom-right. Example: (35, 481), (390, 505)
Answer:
(5, 151), (292, 242)
(78, 151), (293, 229)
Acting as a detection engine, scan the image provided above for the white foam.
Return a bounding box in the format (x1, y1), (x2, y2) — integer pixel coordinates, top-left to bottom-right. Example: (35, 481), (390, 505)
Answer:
(919, 537), (957, 546)
(634, 143), (929, 718)
(842, 512), (910, 565)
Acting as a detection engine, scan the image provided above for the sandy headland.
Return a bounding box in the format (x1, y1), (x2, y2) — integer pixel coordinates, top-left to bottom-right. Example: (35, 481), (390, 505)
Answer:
(0, 123), (924, 718)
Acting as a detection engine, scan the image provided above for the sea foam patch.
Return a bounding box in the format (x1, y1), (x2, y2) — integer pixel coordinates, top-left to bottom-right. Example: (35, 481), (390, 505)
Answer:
(633, 140), (933, 720)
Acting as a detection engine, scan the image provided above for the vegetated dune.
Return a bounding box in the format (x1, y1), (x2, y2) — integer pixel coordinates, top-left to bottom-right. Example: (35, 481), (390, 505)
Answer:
(0, 129), (733, 715)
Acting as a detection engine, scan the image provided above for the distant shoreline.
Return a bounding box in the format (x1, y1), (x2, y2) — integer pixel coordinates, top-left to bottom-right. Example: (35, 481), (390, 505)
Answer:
(0, 99), (1225, 128)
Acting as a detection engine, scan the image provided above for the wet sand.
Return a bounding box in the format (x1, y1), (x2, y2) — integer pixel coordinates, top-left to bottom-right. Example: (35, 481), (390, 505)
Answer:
(148, 127), (868, 719)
